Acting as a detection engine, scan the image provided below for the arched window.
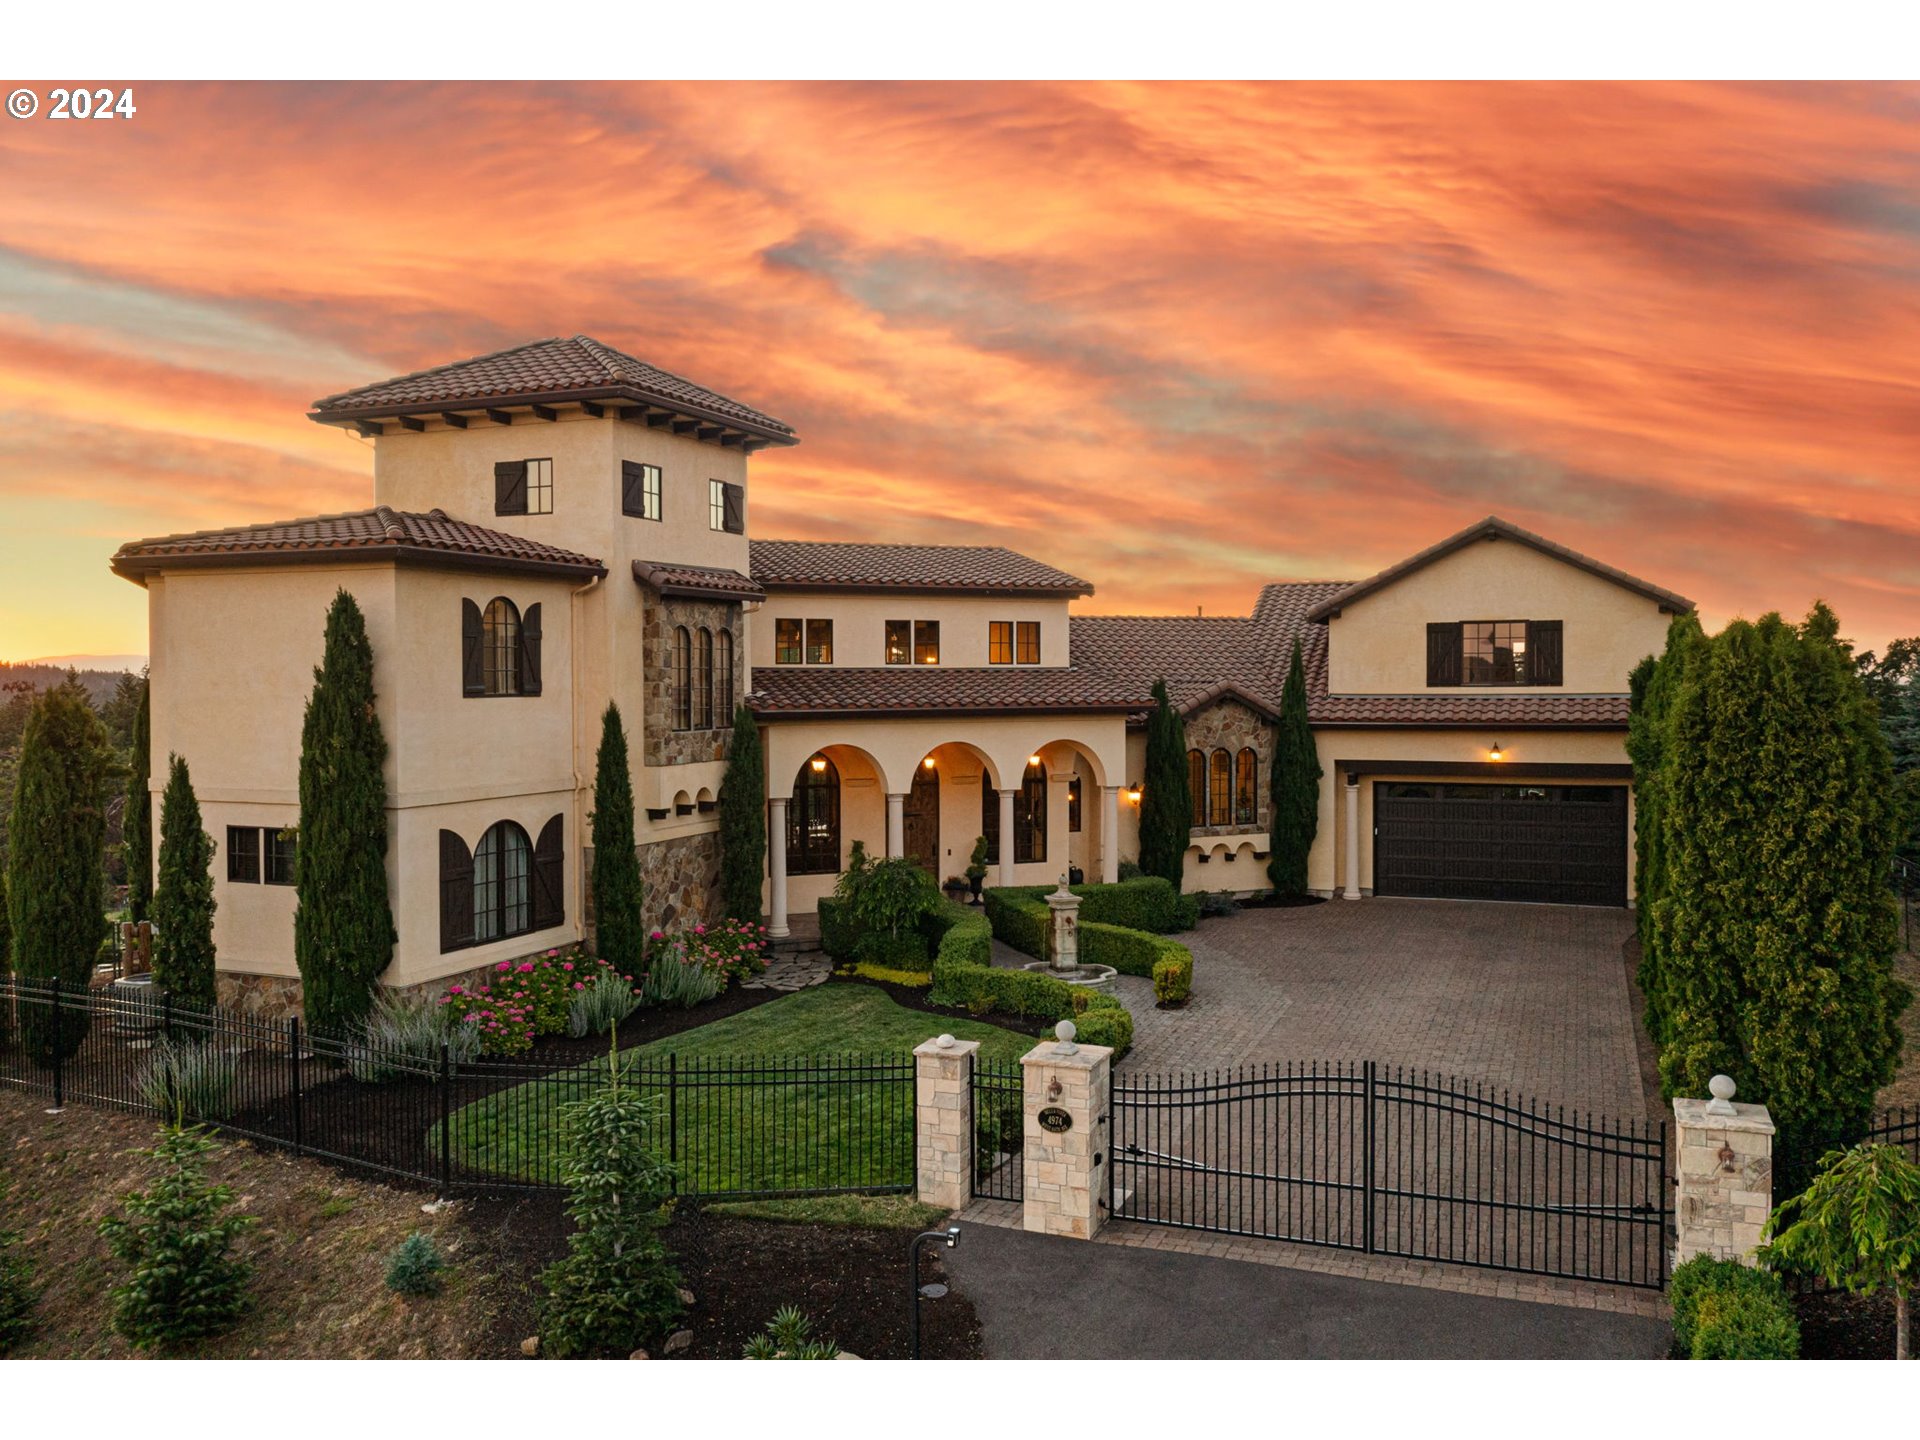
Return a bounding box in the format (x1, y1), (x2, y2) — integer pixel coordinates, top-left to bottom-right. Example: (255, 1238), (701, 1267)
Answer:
(1235, 748), (1258, 826)
(788, 756), (841, 875)
(696, 627), (714, 729)
(473, 820), (532, 944)
(716, 628), (735, 726)
(1016, 760), (1048, 865)
(1210, 750), (1232, 829)
(673, 626), (692, 731)
(1188, 748), (1207, 827)
(483, 598), (522, 696)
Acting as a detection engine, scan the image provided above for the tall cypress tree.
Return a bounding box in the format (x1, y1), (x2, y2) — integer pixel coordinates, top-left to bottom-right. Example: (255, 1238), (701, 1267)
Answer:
(125, 676), (153, 923)
(1651, 605), (1909, 1188)
(6, 680), (114, 1065)
(1267, 638), (1321, 897)
(294, 591), (395, 1035)
(1137, 679), (1191, 891)
(151, 753), (217, 1009)
(716, 704), (766, 926)
(591, 703), (645, 970)
(1626, 612), (1706, 1035)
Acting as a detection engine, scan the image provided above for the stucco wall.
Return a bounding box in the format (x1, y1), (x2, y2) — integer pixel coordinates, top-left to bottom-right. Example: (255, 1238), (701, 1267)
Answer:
(749, 591), (1074, 669)
(1324, 537), (1673, 695)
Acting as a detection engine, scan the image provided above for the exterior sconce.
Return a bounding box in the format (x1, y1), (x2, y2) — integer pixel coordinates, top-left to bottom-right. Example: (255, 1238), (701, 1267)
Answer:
(1125, 782), (1142, 805)
(922, 755), (937, 770)
(1027, 753), (1042, 768)
(1489, 741), (1504, 762)
(809, 754), (828, 773)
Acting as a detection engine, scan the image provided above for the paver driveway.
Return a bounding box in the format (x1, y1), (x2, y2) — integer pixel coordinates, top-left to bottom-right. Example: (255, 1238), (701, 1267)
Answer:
(1090, 897), (1644, 1118)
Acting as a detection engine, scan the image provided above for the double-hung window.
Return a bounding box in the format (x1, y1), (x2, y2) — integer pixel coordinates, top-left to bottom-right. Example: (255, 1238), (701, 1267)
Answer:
(886, 619), (912, 665)
(988, 621), (1013, 665)
(1016, 621), (1041, 665)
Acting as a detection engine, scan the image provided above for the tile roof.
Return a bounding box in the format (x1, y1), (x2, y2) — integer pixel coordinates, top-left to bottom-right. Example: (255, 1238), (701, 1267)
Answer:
(631, 559), (764, 602)
(749, 665), (1146, 719)
(1303, 515), (1693, 621)
(749, 540), (1093, 596)
(308, 336), (795, 440)
(110, 506), (606, 581)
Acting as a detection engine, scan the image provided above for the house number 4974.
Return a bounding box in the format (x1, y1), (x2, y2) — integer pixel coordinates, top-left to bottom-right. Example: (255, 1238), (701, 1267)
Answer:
(49, 88), (138, 120)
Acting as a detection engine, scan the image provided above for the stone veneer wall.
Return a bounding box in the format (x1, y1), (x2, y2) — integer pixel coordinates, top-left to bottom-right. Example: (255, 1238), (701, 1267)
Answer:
(641, 593), (745, 767)
(215, 944), (578, 1027)
(637, 830), (723, 935)
(1183, 694), (1274, 836)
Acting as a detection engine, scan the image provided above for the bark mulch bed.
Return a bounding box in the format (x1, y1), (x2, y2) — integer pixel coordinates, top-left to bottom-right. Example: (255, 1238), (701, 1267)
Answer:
(459, 1190), (981, 1360)
(1791, 1284), (1905, 1361)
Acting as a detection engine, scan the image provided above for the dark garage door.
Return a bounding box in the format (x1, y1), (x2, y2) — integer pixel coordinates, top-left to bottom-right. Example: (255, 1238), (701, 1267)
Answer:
(1373, 782), (1628, 907)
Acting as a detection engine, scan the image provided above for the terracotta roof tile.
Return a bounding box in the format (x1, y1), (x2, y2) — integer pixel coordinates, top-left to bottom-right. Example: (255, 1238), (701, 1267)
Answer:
(631, 559), (764, 602)
(749, 665), (1145, 718)
(309, 335), (794, 439)
(750, 539), (1093, 595)
(111, 506), (605, 580)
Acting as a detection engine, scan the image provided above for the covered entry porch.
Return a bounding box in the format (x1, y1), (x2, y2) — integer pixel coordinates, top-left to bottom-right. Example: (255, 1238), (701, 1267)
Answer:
(758, 714), (1129, 937)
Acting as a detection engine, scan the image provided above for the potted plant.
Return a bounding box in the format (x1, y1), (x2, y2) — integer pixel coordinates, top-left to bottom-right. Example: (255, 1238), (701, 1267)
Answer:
(966, 836), (990, 904)
(943, 874), (968, 902)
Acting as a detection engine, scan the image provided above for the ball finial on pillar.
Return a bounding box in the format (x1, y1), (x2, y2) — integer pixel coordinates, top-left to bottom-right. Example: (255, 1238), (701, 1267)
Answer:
(1706, 1074), (1737, 1115)
(1053, 1019), (1078, 1054)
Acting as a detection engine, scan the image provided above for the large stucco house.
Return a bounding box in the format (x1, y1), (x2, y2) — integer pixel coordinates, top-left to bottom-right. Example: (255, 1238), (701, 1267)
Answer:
(111, 337), (1691, 1015)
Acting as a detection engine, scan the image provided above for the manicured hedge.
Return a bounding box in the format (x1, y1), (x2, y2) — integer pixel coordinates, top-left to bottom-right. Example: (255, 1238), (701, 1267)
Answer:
(1668, 1256), (1799, 1359)
(985, 876), (1197, 940)
(816, 897), (862, 961)
(1080, 921), (1191, 980)
(925, 897), (1133, 1056)
(984, 882), (1196, 996)
(1153, 952), (1193, 1006)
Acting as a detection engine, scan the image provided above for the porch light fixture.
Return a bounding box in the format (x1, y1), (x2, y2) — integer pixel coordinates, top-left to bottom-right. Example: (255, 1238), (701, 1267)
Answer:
(809, 754), (828, 773)
(1489, 741), (1504, 762)
(1027, 753), (1042, 768)
(922, 755), (937, 770)
(1125, 782), (1142, 804)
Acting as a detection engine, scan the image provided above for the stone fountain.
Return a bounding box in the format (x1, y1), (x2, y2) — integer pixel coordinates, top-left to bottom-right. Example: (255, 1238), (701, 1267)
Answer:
(1020, 875), (1118, 992)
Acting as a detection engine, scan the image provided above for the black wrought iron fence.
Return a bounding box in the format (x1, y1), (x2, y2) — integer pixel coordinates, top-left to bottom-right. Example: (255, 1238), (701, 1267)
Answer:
(1895, 856), (1917, 955)
(970, 1057), (1024, 1201)
(0, 978), (915, 1201)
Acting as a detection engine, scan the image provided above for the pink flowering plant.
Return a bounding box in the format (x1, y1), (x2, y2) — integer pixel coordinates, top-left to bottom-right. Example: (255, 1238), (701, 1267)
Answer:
(519, 946), (632, 1036)
(441, 946), (635, 1054)
(651, 918), (769, 988)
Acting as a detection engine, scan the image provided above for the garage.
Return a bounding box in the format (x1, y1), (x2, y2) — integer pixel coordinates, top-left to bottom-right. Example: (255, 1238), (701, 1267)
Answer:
(1372, 782), (1628, 907)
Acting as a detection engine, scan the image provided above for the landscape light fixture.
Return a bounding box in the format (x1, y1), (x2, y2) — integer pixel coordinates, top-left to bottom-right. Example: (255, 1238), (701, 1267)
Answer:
(909, 1226), (962, 1360)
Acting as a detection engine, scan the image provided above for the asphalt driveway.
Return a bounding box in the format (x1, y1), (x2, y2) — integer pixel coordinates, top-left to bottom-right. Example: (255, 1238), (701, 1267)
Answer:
(944, 1222), (1669, 1359)
(1100, 897), (1645, 1119)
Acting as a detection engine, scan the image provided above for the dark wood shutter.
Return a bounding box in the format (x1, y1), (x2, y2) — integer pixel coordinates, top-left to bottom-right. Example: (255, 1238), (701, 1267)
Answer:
(461, 598), (484, 696)
(531, 814), (565, 930)
(722, 482), (745, 534)
(621, 460), (646, 517)
(494, 459), (528, 515)
(439, 829), (475, 952)
(519, 603), (543, 696)
(1426, 622), (1463, 687)
(1528, 620), (1564, 686)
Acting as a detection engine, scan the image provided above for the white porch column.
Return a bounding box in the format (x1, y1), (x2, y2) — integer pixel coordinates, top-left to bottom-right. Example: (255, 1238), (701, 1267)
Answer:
(767, 797), (790, 937)
(998, 787), (1017, 886)
(1100, 785), (1121, 883)
(1341, 775), (1362, 900)
(886, 792), (906, 859)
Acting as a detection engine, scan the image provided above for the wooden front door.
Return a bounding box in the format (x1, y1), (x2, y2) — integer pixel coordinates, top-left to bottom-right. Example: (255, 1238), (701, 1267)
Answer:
(904, 765), (940, 874)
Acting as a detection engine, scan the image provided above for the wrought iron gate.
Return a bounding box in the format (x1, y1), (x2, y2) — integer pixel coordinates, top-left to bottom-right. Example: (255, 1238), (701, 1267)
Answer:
(971, 1058), (1025, 1201)
(1110, 1061), (1668, 1289)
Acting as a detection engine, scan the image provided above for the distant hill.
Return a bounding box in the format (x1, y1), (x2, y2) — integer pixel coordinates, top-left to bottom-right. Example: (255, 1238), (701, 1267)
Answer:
(19, 654), (147, 672)
(0, 662), (140, 708)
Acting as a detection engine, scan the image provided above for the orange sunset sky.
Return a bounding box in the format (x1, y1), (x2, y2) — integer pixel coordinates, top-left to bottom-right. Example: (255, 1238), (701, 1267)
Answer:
(1, 80), (1917, 661)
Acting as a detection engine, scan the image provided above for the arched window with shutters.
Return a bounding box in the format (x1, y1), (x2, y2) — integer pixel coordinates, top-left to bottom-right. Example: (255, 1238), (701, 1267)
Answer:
(673, 626), (692, 731)
(1209, 749), (1232, 828)
(1187, 748), (1207, 827)
(1015, 761), (1048, 865)
(788, 757), (840, 875)
(716, 628), (735, 726)
(1235, 748), (1258, 826)
(696, 627), (714, 729)
(440, 815), (563, 953)
(462, 596), (541, 698)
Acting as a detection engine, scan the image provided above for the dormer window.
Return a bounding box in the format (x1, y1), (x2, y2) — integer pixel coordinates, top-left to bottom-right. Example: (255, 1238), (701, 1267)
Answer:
(1427, 620), (1563, 687)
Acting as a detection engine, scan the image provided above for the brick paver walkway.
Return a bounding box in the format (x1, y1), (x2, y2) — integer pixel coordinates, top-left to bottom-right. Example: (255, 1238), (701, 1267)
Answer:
(1003, 897), (1644, 1118)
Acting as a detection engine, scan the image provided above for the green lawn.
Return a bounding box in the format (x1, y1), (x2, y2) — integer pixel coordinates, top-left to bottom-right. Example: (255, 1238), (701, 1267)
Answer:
(446, 985), (1032, 1195)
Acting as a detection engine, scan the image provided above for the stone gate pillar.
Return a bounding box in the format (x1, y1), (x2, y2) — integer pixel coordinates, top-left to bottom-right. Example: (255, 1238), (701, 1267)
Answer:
(1021, 1023), (1113, 1239)
(914, 1035), (979, 1210)
(1673, 1075), (1775, 1267)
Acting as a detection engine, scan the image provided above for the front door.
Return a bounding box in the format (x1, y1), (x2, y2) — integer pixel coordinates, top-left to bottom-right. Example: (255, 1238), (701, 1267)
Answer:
(904, 765), (940, 875)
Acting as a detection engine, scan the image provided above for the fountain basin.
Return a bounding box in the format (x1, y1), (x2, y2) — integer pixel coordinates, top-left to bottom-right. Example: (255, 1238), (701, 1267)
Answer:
(1021, 960), (1117, 993)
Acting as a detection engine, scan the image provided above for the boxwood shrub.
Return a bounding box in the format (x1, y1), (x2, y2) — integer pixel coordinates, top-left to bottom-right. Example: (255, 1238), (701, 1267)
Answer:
(1668, 1256), (1799, 1359)
(985, 876), (1197, 941)
(1153, 952), (1193, 1006)
(924, 896), (1132, 1055)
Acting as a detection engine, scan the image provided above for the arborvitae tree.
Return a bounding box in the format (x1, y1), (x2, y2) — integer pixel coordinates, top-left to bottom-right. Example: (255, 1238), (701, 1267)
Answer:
(6, 680), (115, 1065)
(151, 753), (217, 1009)
(1137, 679), (1192, 891)
(125, 677), (153, 923)
(1267, 638), (1321, 897)
(294, 591), (395, 1035)
(591, 703), (645, 971)
(1650, 604), (1909, 1190)
(716, 704), (766, 926)
(1625, 612), (1706, 1034)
